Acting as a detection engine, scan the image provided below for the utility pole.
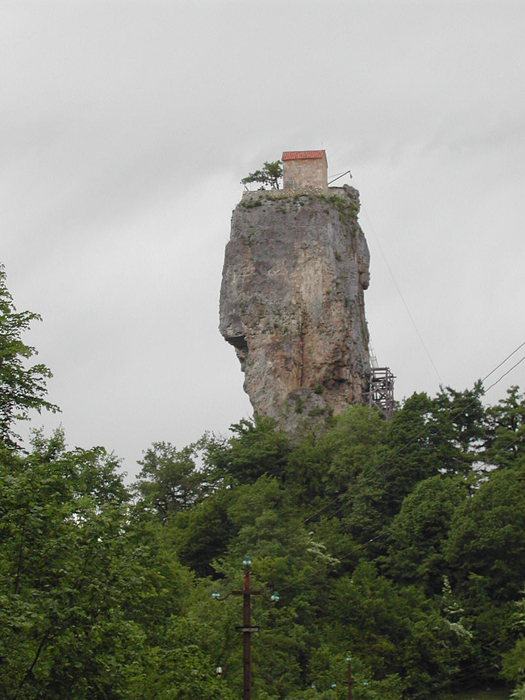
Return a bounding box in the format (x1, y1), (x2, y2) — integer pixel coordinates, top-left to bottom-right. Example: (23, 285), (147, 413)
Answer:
(346, 654), (352, 700)
(234, 557), (260, 700)
(212, 556), (279, 700)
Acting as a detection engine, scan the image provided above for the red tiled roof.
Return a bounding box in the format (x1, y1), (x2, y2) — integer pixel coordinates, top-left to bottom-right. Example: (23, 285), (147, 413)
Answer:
(282, 150), (326, 161)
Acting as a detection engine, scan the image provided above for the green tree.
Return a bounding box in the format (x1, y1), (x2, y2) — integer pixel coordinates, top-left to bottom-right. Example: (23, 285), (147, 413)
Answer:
(0, 265), (58, 448)
(484, 386), (525, 468)
(336, 390), (476, 550)
(202, 475), (342, 699)
(286, 406), (388, 504)
(0, 434), (149, 698)
(329, 562), (472, 698)
(135, 441), (211, 520)
(137, 615), (236, 700)
(502, 591), (525, 699)
(385, 474), (466, 593)
(165, 486), (236, 576)
(241, 161), (283, 190)
(446, 465), (525, 602)
(434, 382), (486, 454)
(208, 416), (291, 484)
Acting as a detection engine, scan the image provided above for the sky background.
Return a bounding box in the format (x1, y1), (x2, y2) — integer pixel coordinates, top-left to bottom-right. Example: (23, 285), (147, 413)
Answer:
(2, 0), (525, 478)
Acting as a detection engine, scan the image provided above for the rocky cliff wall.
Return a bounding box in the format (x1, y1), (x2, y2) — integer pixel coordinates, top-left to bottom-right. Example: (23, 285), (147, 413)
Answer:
(219, 184), (371, 430)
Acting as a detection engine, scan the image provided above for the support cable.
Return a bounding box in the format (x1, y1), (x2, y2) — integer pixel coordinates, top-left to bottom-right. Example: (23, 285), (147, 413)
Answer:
(361, 205), (443, 385)
(484, 353), (525, 393)
(481, 340), (525, 384)
(301, 337), (525, 527)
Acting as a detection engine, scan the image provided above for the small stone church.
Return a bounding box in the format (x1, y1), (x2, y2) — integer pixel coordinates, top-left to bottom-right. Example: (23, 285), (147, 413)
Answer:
(282, 150), (328, 193)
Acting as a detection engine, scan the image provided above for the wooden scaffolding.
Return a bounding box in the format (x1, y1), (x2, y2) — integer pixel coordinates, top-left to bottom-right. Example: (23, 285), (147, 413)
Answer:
(367, 367), (395, 420)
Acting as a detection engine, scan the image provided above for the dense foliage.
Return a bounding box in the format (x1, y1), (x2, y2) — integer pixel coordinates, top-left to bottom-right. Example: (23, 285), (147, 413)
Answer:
(1, 267), (525, 698)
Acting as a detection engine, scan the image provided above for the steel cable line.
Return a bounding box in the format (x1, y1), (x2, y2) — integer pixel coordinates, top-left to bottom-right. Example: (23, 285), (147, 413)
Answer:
(227, 196), (525, 578)
(227, 347), (525, 607)
(277, 409), (525, 597)
(484, 353), (525, 392)
(360, 204), (443, 385)
(481, 340), (525, 383)
(298, 338), (525, 529)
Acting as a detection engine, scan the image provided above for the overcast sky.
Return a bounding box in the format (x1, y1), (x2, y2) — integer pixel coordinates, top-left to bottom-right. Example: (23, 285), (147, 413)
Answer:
(2, 0), (525, 477)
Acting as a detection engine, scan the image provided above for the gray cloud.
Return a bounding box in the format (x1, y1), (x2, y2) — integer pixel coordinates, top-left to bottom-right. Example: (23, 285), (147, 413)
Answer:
(3, 0), (525, 475)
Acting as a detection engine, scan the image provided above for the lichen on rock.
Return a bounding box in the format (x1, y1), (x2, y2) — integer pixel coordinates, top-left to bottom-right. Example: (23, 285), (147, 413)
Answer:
(219, 184), (371, 430)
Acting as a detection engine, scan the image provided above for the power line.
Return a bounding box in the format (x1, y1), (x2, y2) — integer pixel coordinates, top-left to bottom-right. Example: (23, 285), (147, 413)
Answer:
(280, 350), (525, 594)
(485, 353), (525, 393)
(300, 338), (525, 528)
(359, 203), (525, 397)
(224, 340), (525, 609)
(482, 340), (525, 384)
(282, 414), (525, 598)
(360, 204), (443, 385)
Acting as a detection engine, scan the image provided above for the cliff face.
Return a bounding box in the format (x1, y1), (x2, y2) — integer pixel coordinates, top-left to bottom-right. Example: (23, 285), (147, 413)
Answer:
(219, 184), (370, 429)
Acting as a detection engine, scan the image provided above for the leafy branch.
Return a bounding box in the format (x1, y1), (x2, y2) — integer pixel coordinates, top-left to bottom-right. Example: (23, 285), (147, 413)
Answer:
(241, 160), (282, 190)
